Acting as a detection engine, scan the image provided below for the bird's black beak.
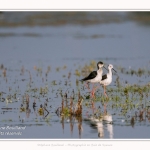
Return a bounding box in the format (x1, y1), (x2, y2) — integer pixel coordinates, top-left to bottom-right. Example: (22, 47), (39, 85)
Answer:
(113, 68), (117, 73)
(103, 66), (108, 71)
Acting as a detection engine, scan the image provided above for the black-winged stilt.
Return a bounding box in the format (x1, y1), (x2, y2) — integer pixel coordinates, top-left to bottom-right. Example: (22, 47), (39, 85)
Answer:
(99, 64), (117, 113)
(100, 64), (117, 98)
(80, 61), (107, 98)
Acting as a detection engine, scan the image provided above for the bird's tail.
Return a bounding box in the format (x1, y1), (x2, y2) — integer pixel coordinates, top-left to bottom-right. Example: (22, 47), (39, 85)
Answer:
(79, 79), (83, 82)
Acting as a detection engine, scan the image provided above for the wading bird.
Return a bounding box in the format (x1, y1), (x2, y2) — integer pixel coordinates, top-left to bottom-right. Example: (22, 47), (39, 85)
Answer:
(100, 64), (117, 98)
(100, 64), (117, 113)
(80, 61), (107, 98)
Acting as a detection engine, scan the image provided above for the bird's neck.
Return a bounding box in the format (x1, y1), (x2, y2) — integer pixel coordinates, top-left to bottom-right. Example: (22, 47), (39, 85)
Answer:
(108, 68), (112, 75)
(97, 68), (102, 74)
(98, 67), (102, 71)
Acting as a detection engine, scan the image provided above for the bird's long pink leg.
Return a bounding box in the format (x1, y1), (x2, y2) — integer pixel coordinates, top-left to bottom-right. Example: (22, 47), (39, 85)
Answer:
(91, 83), (96, 98)
(84, 83), (96, 111)
(103, 85), (108, 114)
(103, 85), (108, 98)
(84, 83), (95, 99)
(84, 83), (97, 113)
(91, 84), (102, 113)
(84, 82), (91, 92)
(91, 84), (100, 98)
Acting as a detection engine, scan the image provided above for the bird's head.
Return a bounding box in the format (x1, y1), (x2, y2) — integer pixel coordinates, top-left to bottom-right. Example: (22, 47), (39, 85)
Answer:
(97, 61), (108, 71)
(97, 61), (104, 69)
(108, 64), (117, 73)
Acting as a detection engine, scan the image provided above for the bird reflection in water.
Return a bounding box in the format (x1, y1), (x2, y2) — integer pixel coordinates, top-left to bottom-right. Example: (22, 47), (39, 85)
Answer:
(85, 113), (113, 138)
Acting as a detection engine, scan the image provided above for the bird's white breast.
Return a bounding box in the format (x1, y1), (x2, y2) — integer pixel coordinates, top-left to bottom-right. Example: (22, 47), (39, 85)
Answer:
(100, 74), (112, 86)
(90, 69), (103, 83)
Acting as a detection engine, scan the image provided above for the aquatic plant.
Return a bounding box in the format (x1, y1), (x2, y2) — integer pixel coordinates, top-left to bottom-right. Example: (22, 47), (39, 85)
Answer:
(0, 60), (150, 132)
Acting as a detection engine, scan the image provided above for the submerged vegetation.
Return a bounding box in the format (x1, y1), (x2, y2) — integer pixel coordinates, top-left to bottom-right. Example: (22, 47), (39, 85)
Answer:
(0, 60), (150, 138)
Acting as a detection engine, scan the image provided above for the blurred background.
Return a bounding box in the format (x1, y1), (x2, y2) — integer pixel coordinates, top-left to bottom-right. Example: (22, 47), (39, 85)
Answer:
(0, 11), (150, 64)
(0, 12), (150, 27)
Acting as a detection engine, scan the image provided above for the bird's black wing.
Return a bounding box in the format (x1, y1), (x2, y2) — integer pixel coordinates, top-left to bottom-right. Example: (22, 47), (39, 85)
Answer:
(80, 71), (97, 81)
(101, 74), (107, 81)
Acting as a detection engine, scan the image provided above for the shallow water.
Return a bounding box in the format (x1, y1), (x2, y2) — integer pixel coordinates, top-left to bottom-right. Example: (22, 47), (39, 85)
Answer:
(0, 12), (150, 139)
